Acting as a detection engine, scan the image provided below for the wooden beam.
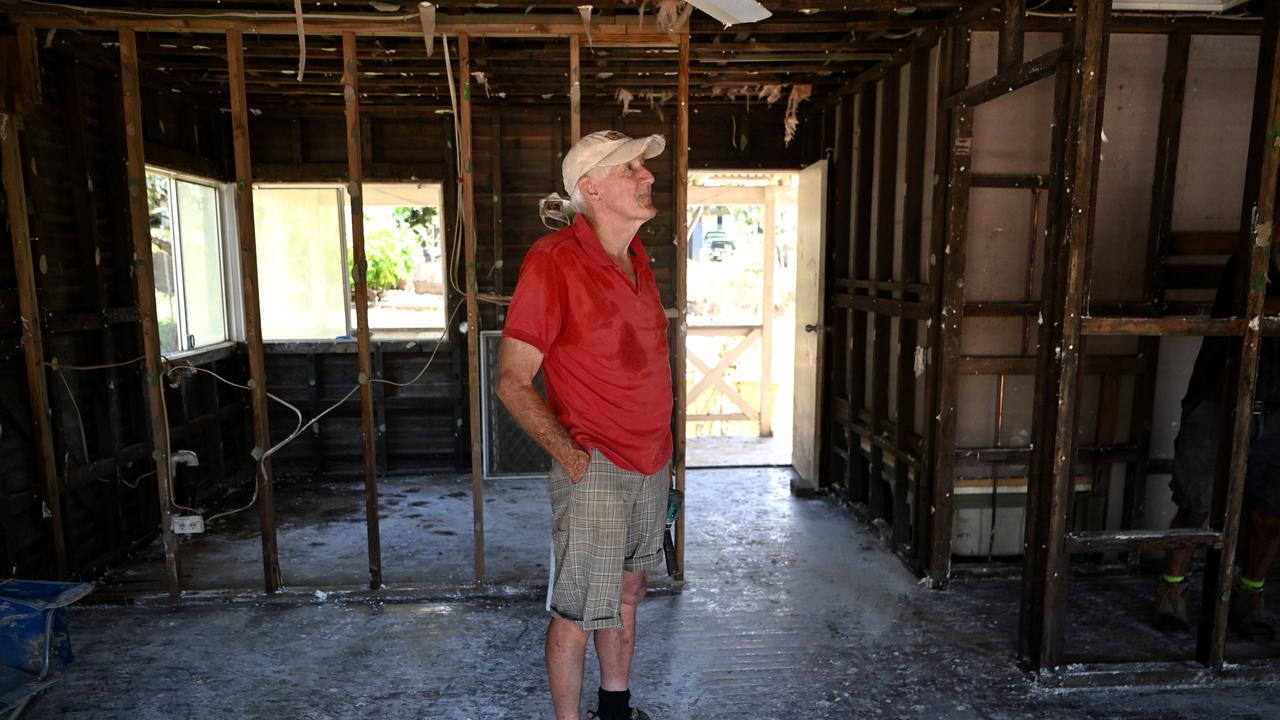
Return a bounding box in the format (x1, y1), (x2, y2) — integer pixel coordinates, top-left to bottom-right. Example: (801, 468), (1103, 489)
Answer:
(1019, 50), (1074, 671)
(868, 69), (900, 523)
(1021, 0), (1111, 675)
(119, 28), (180, 599)
(1123, 30), (1190, 557)
(342, 31), (383, 592)
(1081, 317), (1245, 336)
(1199, 0), (1280, 670)
(942, 45), (1067, 110)
(569, 34), (581, 144)
(894, 45), (931, 552)
(848, 87), (878, 509)
(227, 29), (282, 593)
(1065, 528), (1221, 554)
(459, 32), (487, 585)
(920, 27), (963, 582)
(930, 105), (974, 587)
(828, 0), (999, 102)
(959, 355), (1146, 376)
(998, 0), (1025, 72)
(673, 31), (690, 580)
(1, 115), (67, 579)
(9, 12), (684, 42)
(761, 184), (776, 438)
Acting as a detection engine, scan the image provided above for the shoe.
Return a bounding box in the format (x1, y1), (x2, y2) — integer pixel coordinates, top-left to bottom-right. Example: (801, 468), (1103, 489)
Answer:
(587, 710), (651, 720)
(1230, 585), (1276, 642)
(1154, 578), (1191, 632)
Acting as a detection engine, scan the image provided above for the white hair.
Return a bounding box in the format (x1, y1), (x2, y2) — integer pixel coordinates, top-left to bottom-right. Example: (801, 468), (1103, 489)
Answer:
(567, 165), (612, 215)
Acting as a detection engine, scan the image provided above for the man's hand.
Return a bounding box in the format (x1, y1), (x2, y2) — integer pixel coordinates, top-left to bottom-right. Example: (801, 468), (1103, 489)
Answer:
(565, 447), (592, 484)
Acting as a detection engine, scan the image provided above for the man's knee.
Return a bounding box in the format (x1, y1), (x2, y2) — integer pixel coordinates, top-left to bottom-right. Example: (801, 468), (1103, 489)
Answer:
(621, 570), (646, 606)
(1251, 507), (1280, 534)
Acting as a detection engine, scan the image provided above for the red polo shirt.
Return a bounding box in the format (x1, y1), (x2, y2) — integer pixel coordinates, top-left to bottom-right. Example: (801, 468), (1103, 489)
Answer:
(503, 214), (672, 475)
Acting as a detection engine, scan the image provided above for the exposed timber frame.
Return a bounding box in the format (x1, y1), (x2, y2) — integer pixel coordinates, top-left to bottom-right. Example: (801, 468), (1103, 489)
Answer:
(5, 7), (688, 597)
(118, 28), (182, 600)
(227, 28), (282, 593)
(2, 108), (67, 579)
(343, 30), (384, 591)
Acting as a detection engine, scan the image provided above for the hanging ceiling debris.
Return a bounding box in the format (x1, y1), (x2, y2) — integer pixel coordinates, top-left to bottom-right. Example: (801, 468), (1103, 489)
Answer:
(9, 0), (956, 111)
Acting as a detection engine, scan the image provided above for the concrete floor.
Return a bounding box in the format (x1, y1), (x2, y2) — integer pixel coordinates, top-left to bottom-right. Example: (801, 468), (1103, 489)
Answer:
(686, 433), (792, 467)
(31, 469), (1280, 719)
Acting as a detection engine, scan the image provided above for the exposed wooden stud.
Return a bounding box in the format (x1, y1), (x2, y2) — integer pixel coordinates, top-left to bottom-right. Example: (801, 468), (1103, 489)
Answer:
(921, 25), (967, 586)
(1123, 30), (1190, 553)
(118, 28), (180, 598)
(869, 70), (900, 522)
(458, 32), (487, 585)
(761, 184), (776, 438)
(894, 45), (931, 553)
(1199, 0), (1280, 670)
(1019, 50), (1074, 671)
(674, 31), (690, 580)
(827, 96), (854, 488)
(849, 87), (877, 507)
(1, 115), (67, 579)
(921, 29), (958, 578)
(227, 28), (282, 593)
(343, 30), (384, 591)
(569, 34), (581, 144)
(998, 0), (1025, 72)
(1022, 0), (1111, 674)
(929, 104), (974, 587)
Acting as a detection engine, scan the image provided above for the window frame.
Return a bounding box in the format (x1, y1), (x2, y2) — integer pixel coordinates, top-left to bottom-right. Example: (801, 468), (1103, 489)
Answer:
(145, 165), (240, 357)
(254, 181), (448, 341)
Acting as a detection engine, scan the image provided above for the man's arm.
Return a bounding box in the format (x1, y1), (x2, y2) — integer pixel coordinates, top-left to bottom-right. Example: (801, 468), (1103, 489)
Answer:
(495, 337), (591, 482)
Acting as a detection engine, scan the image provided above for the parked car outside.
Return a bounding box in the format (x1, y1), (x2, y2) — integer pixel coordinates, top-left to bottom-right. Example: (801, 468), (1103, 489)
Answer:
(705, 230), (736, 261)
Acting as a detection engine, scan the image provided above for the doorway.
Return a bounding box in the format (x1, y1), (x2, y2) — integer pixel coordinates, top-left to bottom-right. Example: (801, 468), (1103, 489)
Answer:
(684, 170), (799, 467)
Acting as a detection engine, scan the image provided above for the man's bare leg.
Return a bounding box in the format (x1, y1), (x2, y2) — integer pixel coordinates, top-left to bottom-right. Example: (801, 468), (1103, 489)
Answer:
(1241, 508), (1280, 583)
(548, 617), (590, 720)
(1163, 509), (1195, 580)
(595, 570), (646, 692)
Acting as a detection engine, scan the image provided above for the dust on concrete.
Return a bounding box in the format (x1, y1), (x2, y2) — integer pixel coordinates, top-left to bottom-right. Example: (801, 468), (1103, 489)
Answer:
(28, 469), (1280, 719)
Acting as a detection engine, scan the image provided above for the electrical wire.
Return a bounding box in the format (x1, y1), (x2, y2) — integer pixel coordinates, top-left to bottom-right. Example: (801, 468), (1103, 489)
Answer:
(154, 375), (202, 515)
(43, 356), (145, 371)
(370, 301), (461, 388)
(56, 372), (90, 465)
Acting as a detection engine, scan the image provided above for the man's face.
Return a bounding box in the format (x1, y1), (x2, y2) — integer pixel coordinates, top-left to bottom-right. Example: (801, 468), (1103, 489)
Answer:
(591, 157), (657, 223)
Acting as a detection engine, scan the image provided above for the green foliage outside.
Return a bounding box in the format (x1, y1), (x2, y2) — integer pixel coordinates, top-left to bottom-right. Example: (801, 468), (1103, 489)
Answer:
(351, 205), (440, 296)
(359, 227), (416, 296)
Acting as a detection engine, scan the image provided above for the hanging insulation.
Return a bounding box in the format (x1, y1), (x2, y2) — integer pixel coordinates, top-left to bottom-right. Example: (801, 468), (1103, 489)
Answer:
(293, 0), (306, 81)
(419, 2), (436, 57)
(784, 84), (811, 146)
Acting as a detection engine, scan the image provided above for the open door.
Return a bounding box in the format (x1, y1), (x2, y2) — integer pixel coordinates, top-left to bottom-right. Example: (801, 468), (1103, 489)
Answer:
(791, 159), (827, 492)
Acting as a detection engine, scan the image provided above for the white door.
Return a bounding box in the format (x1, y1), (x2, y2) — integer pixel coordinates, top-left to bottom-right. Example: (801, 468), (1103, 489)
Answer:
(791, 159), (827, 491)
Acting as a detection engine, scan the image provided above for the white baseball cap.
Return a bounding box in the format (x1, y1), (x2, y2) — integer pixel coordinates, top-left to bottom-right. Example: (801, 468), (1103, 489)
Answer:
(562, 130), (666, 196)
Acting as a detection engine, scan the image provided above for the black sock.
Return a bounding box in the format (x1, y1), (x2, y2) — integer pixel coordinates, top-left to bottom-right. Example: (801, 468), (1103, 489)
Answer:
(597, 688), (631, 719)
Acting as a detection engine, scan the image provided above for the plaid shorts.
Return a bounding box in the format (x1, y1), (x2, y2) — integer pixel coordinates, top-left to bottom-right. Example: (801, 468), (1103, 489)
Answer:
(546, 448), (668, 631)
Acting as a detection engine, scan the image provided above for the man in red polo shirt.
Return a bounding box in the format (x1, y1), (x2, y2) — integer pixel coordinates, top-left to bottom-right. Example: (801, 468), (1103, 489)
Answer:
(497, 130), (672, 720)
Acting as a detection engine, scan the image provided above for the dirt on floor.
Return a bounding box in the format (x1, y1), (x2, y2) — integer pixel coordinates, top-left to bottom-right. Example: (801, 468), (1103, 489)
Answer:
(29, 469), (1280, 719)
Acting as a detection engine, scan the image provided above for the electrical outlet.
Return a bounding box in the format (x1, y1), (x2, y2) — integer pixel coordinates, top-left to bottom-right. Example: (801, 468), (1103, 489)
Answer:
(171, 515), (205, 534)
